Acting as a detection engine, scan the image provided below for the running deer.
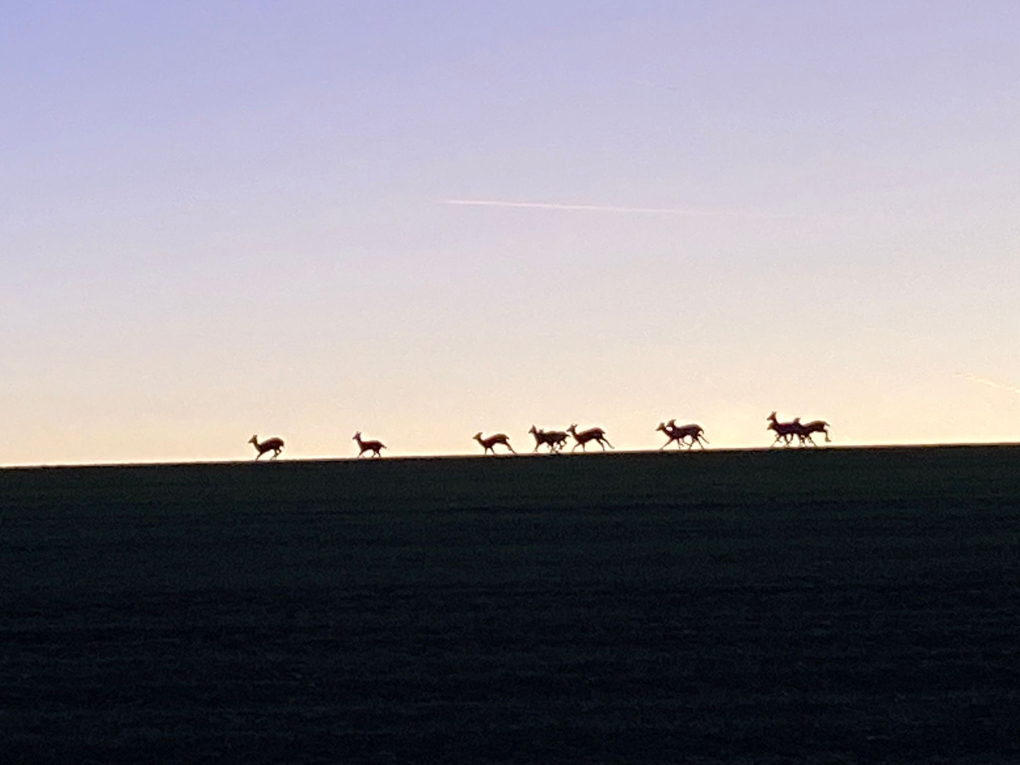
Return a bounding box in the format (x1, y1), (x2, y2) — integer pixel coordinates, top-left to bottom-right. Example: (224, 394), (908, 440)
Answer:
(657, 421), (680, 449)
(567, 424), (613, 452)
(249, 434), (284, 460)
(793, 418), (831, 446)
(353, 431), (386, 458)
(766, 412), (799, 446)
(529, 425), (568, 453)
(473, 432), (516, 455)
(657, 419), (708, 450)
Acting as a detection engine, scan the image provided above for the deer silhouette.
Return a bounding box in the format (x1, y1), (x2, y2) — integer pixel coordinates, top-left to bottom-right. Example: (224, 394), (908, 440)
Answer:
(766, 412), (799, 446)
(353, 431), (386, 458)
(657, 421), (681, 449)
(657, 419), (708, 450)
(793, 418), (831, 446)
(567, 424), (613, 452)
(474, 432), (516, 455)
(249, 434), (284, 460)
(529, 425), (568, 453)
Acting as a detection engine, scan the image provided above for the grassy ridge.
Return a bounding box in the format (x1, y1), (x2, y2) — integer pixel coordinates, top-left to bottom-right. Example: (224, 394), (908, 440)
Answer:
(2, 447), (1019, 763)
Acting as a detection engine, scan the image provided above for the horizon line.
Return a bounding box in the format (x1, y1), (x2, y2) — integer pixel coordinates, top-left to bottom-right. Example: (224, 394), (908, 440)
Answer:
(5, 441), (1020, 470)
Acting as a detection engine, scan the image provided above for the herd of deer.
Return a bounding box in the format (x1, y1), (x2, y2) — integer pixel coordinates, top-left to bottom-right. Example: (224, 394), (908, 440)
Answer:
(247, 413), (830, 460)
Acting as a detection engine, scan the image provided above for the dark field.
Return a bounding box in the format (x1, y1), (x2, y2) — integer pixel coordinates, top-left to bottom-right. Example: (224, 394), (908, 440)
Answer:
(2, 447), (1019, 764)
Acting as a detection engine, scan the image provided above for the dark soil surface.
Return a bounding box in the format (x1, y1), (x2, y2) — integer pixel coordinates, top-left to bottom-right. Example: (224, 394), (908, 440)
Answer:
(3, 446), (1019, 763)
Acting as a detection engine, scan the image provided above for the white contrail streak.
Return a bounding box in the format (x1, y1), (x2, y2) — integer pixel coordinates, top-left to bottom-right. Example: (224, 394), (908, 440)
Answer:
(957, 373), (1020, 396)
(439, 198), (792, 218)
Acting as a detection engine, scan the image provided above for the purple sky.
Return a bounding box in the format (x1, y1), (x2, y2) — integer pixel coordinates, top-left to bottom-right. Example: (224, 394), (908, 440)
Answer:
(2, 1), (1019, 464)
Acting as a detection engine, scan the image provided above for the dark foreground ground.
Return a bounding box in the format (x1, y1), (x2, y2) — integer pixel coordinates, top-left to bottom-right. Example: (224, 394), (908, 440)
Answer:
(2, 446), (1019, 763)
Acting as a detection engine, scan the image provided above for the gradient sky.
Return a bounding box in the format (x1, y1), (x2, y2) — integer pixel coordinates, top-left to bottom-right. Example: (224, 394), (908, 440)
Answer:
(2, 1), (1018, 465)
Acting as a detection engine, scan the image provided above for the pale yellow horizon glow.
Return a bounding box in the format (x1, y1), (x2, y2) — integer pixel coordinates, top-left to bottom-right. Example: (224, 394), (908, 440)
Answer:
(4, 369), (1019, 467)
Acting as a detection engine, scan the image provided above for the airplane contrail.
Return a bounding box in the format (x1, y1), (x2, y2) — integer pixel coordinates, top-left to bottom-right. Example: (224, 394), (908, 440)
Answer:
(439, 198), (795, 218)
(957, 372), (1020, 396)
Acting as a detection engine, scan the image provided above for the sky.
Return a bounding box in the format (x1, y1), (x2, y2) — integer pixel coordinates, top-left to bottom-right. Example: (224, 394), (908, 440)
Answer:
(2, 0), (1019, 465)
